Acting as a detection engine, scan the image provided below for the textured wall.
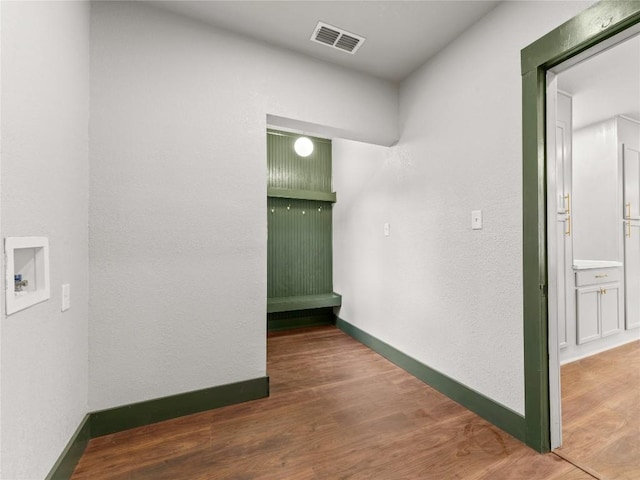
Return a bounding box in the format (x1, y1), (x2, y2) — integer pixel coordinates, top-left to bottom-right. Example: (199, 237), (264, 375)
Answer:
(0, 1), (90, 478)
(89, 2), (398, 411)
(334, 0), (593, 415)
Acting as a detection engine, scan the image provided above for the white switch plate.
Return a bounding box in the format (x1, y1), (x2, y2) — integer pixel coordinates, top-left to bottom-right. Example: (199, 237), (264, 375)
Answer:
(472, 210), (483, 230)
(384, 222), (390, 237)
(62, 284), (70, 311)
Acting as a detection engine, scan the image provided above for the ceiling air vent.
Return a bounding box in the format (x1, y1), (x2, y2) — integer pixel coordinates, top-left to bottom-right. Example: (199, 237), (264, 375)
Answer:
(310, 22), (365, 54)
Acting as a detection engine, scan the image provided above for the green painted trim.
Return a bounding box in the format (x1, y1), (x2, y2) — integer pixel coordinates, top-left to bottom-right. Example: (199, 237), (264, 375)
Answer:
(521, 0), (640, 453)
(45, 415), (91, 480)
(267, 292), (342, 313)
(90, 376), (269, 438)
(521, 1), (640, 74)
(267, 187), (336, 203)
(267, 308), (335, 332)
(45, 377), (270, 478)
(521, 68), (549, 453)
(336, 318), (526, 443)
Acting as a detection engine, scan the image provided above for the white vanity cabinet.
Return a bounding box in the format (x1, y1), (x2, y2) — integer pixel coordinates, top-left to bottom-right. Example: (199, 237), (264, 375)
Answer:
(575, 267), (622, 345)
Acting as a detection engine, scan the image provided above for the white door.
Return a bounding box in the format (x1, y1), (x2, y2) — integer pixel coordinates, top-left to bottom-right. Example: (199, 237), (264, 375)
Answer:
(623, 146), (640, 330)
(545, 74), (565, 449)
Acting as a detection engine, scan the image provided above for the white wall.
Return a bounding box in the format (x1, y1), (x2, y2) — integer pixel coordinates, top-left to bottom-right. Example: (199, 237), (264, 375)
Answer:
(89, 1), (398, 411)
(334, 0), (593, 415)
(0, 2), (90, 478)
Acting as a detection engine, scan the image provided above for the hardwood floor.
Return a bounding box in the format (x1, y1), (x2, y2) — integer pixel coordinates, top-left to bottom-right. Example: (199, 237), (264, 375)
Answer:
(556, 340), (640, 480)
(72, 326), (592, 479)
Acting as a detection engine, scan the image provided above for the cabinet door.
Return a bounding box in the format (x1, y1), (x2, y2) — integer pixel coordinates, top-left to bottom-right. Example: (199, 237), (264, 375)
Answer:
(623, 146), (640, 220)
(600, 284), (622, 337)
(624, 222), (640, 329)
(576, 288), (600, 344)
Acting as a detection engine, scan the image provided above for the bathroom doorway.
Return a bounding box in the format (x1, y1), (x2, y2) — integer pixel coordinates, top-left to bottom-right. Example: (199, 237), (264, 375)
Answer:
(546, 29), (640, 478)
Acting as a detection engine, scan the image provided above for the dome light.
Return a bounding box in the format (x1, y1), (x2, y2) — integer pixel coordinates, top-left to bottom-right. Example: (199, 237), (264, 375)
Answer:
(294, 136), (314, 157)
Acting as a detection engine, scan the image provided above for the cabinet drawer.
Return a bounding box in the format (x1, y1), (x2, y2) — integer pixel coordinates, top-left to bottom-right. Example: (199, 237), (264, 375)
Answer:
(575, 268), (621, 287)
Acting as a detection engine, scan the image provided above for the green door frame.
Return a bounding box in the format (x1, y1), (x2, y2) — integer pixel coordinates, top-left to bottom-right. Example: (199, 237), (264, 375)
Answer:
(521, 0), (640, 452)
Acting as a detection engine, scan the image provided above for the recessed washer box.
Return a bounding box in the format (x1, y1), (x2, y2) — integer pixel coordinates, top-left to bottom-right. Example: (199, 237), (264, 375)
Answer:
(5, 237), (50, 315)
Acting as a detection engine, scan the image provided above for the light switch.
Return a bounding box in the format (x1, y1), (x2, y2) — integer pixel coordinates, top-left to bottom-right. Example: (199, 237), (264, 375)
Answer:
(62, 284), (70, 311)
(472, 210), (483, 230)
(384, 222), (390, 237)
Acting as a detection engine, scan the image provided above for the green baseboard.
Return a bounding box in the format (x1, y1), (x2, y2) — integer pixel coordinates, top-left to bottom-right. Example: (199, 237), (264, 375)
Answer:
(90, 376), (269, 438)
(46, 376), (269, 479)
(335, 318), (526, 443)
(45, 415), (91, 480)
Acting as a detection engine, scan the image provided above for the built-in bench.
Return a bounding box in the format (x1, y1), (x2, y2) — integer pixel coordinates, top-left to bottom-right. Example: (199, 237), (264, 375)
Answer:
(267, 292), (342, 314)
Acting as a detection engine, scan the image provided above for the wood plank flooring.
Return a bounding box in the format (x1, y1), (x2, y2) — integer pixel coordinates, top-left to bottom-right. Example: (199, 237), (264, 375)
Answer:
(556, 340), (640, 480)
(72, 326), (592, 479)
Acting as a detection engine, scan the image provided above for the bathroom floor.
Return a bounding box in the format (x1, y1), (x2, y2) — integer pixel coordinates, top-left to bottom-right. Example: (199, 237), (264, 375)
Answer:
(556, 340), (640, 479)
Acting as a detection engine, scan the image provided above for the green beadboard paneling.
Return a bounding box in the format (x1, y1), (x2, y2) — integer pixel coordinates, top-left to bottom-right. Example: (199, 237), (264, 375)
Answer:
(267, 197), (333, 298)
(267, 129), (332, 192)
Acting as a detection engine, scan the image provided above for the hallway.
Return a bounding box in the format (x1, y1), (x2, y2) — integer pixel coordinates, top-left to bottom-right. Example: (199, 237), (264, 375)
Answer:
(71, 327), (591, 479)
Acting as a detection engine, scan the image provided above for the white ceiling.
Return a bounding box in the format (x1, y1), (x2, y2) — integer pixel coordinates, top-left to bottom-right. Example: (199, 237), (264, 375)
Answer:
(558, 34), (640, 130)
(149, 0), (500, 83)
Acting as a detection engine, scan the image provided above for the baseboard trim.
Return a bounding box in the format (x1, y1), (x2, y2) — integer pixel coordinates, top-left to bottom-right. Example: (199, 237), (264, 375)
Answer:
(90, 376), (270, 438)
(45, 415), (91, 480)
(335, 318), (526, 443)
(46, 376), (269, 479)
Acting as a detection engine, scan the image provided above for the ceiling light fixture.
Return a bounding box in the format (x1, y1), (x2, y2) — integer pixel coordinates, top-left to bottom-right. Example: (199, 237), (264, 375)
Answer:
(294, 137), (314, 157)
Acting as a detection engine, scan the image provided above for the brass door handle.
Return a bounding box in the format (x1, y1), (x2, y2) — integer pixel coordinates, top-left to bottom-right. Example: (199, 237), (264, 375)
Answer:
(565, 215), (571, 236)
(600, 288), (608, 295)
(626, 202), (632, 219)
(595, 274), (608, 278)
(627, 220), (632, 238)
(564, 194), (571, 214)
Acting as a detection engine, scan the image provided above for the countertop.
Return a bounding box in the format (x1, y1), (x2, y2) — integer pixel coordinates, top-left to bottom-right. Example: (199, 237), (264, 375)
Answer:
(573, 259), (623, 270)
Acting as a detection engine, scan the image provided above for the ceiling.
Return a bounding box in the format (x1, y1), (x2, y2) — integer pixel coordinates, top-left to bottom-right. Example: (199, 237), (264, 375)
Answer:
(558, 34), (640, 130)
(149, 0), (500, 83)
